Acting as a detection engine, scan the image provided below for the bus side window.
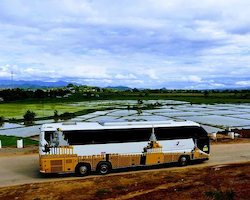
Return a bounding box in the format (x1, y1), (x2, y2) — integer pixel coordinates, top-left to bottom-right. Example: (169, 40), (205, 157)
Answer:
(45, 131), (54, 144)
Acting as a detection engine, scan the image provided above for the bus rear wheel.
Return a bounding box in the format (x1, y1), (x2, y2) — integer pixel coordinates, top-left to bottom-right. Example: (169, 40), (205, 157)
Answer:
(178, 156), (189, 166)
(75, 163), (91, 176)
(97, 162), (111, 175)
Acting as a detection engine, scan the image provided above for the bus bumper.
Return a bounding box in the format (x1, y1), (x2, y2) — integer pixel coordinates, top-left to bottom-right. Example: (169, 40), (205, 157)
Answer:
(39, 155), (78, 174)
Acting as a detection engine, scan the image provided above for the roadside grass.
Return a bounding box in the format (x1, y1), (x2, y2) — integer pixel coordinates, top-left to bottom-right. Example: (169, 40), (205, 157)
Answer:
(113, 185), (126, 190)
(0, 135), (38, 147)
(95, 189), (111, 197)
(204, 189), (235, 200)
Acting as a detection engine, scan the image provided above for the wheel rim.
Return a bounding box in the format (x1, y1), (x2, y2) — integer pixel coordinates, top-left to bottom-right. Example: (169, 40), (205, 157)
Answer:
(180, 157), (187, 165)
(100, 164), (109, 174)
(79, 165), (88, 174)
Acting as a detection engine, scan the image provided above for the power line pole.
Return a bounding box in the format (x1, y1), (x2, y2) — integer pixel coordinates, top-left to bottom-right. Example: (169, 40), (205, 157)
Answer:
(11, 70), (13, 89)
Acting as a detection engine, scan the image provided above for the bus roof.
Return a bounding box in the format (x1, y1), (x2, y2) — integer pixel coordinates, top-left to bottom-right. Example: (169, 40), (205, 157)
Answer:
(40, 120), (201, 132)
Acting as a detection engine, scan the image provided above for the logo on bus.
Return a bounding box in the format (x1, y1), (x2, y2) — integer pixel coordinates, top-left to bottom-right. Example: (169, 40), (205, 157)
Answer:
(176, 141), (180, 146)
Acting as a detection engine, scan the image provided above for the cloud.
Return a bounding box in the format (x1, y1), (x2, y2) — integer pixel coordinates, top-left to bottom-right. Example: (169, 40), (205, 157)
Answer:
(142, 69), (159, 80)
(0, 0), (250, 89)
(115, 74), (137, 79)
(210, 83), (225, 87)
(0, 64), (10, 77)
(236, 81), (250, 86)
(0, 64), (10, 72)
(179, 75), (203, 83)
(24, 68), (55, 74)
(60, 65), (111, 79)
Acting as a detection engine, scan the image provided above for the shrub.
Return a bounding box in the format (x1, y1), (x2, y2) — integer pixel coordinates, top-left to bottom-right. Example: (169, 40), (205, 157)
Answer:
(137, 99), (143, 104)
(95, 189), (111, 197)
(23, 110), (36, 125)
(9, 118), (18, 123)
(54, 110), (59, 118)
(113, 185), (125, 190)
(60, 112), (75, 120)
(204, 189), (235, 200)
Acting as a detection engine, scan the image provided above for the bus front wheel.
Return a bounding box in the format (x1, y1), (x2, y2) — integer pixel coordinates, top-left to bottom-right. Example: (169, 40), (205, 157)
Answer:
(97, 162), (112, 175)
(178, 156), (189, 166)
(75, 163), (91, 176)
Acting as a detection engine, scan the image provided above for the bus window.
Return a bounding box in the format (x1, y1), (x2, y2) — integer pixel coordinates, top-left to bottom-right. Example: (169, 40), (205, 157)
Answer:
(155, 126), (206, 140)
(197, 137), (210, 154)
(44, 131), (69, 146)
(63, 128), (152, 145)
(44, 131), (54, 143)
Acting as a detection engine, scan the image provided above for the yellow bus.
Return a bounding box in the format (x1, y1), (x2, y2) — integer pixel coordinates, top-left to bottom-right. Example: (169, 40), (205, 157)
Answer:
(39, 120), (210, 176)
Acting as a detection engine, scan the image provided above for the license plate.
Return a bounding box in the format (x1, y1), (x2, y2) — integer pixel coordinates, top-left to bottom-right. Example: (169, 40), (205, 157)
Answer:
(203, 147), (208, 151)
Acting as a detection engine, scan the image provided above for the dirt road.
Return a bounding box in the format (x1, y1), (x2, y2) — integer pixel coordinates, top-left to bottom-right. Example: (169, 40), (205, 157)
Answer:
(0, 143), (250, 188)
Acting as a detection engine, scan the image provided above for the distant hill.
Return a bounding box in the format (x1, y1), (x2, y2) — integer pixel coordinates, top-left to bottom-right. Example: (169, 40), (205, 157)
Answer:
(0, 80), (134, 90)
(0, 80), (69, 89)
(105, 86), (132, 90)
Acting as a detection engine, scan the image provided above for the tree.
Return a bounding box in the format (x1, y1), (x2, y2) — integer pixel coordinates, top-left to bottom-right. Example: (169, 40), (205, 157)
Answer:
(60, 112), (75, 120)
(23, 110), (36, 125)
(0, 116), (4, 123)
(53, 110), (59, 122)
(204, 91), (209, 98)
(35, 89), (45, 99)
(132, 88), (139, 92)
(0, 116), (4, 127)
(67, 83), (74, 88)
(54, 110), (59, 118)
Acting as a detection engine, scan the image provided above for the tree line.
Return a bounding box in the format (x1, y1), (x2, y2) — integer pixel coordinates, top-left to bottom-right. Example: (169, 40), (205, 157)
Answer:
(1, 84), (250, 103)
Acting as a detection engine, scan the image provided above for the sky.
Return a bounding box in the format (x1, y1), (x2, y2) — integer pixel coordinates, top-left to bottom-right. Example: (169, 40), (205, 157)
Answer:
(0, 0), (250, 89)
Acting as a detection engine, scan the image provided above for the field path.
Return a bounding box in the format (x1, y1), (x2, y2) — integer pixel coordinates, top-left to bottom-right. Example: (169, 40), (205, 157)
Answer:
(0, 143), (250, 188)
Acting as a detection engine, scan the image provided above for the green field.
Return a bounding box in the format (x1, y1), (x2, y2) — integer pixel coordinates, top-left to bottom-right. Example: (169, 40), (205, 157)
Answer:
(0, 135), (38, 147)
(0, 92), (249, 120)
(0, 102), (105, 119)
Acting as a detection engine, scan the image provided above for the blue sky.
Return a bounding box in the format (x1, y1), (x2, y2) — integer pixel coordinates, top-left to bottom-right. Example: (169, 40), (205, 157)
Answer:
(0, 0), (250, 89)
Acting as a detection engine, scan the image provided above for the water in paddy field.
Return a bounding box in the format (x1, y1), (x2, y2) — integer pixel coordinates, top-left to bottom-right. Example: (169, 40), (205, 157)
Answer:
(0, 125), (41, 137)
(118, 115), (171, 122)
(145, 108), (181, 114)
(0, 123), (23, 130)
(158, 111), (206, 117)
(77, 115), (119, 122)
(107, 110), (138, 116)
(177, 115), (250, 127)
(228, 114), (250, 120)
(1, 100), (250, 137)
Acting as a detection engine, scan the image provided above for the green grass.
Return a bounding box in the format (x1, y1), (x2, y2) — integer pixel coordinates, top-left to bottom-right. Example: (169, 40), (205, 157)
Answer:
(0, 135), (38, 147)
(0, 92), (249, 120)
(95, 189), (111, 197)
(0, 102), (105, 119)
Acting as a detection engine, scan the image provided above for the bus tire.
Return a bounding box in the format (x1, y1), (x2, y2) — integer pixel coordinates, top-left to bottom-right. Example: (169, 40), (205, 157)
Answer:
(97, 162), (112, 175)
(75, 163), (91, 176)
(178, 156), (189, 166)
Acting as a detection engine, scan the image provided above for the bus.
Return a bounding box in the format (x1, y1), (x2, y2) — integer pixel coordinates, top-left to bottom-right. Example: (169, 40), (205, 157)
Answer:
(39, 120), (210, 176)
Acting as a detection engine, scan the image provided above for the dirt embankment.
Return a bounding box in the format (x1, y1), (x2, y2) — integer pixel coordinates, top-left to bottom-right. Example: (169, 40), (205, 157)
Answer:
(0, 162), (250, 200)
(0, 146), (38, 157)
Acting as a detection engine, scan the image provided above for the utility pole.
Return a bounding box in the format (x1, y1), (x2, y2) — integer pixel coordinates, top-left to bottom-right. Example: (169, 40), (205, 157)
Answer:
(11, 70), (13, 89)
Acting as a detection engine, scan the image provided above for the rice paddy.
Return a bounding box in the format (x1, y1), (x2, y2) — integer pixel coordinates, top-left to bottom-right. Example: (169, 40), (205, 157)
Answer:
(1, 100), (250, 137)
